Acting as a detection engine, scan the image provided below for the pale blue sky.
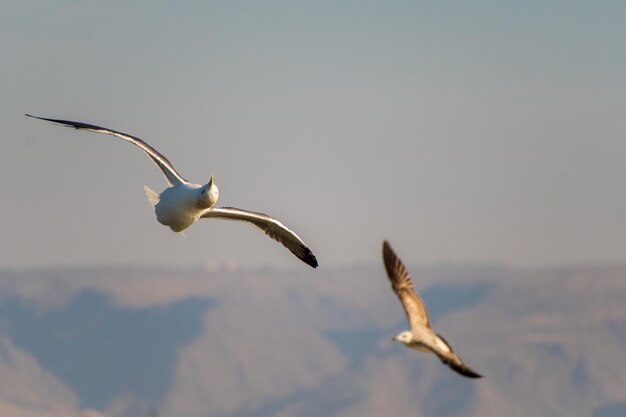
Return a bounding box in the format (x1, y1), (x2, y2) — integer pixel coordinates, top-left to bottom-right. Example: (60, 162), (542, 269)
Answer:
(2, 1), (625, 269)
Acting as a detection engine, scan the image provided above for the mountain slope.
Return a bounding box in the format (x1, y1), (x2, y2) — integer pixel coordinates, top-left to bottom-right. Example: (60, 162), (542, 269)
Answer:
(0, 265), (625, 417)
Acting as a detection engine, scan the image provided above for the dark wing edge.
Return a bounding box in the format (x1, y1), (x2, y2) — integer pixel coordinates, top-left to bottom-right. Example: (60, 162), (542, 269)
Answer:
(26, 114), (187, 186)
(432, 333), (483, 379)
(382, 240), (430, 328)
(202, 207), (318, 268)
(439, 354), (483, 379)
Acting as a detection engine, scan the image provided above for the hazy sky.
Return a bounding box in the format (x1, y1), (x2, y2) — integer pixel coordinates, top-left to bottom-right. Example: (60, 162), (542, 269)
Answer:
(2, 1), (625, 269)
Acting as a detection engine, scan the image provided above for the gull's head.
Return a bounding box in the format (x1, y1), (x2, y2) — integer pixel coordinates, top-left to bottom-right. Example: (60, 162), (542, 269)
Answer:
(198, 175), (219, 208)
(392, 331), (413, 345)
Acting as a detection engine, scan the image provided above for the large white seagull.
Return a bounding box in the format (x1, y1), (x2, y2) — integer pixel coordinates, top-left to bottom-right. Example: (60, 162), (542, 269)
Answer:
(27, 115), (318, 268)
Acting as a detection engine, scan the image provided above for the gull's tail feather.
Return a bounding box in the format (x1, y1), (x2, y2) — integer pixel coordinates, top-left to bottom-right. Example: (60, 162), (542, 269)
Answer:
(144, 185), (160, 208)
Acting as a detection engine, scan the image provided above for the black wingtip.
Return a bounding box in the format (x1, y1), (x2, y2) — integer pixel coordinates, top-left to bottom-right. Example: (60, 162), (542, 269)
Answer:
(25, 114), (93, 130)
(437, 340), (483, 379)
(382, 240), (402, 278)
(449, 362), (483, 379)
(460, 368), (483, 379)
(303, 248), (318, 268)
(381, 240), (389, 258)
(382, 240), (396, 259)
(26, 114), (67, 125)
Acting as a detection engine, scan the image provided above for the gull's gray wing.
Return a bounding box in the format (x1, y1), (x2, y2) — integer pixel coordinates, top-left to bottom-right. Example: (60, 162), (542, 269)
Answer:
(428, 334), (483, 379)
(26, 114), (187, 186)
(382, 240), (430, 330)
(201, 207), (318, 268)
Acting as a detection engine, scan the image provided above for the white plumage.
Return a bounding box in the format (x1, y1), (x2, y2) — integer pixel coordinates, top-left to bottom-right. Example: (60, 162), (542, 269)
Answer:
(27, 114), (318, 268)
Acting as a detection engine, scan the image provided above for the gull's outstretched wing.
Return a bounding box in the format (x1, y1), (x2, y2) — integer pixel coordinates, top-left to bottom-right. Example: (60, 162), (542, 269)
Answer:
(382, 240), (430, 330)
(26, 114), (187, 186)
(202, 207), (318, 268)
(429, 334), (483, 379)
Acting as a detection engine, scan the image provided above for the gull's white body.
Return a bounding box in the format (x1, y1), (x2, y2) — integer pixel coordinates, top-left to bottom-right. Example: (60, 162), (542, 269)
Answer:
(394, 330), (451, 354)
(147, 182), (218, 233)
(27, 114), (317, 268)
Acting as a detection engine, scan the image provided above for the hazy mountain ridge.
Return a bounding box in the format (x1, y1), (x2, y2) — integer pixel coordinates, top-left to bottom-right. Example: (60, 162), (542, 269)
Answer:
(0, 265), (625, 417)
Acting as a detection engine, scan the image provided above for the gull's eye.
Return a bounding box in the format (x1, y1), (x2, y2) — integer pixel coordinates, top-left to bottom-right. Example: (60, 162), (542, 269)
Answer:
(202, 190), (206, 194)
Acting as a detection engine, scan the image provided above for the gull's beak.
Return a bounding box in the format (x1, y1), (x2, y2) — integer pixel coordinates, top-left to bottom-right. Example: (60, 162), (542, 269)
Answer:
(391, 336), (397, 341)
(208, 175), (214, 187)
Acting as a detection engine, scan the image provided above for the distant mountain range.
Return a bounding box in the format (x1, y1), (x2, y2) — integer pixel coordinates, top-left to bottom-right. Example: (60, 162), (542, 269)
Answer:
(1, 264), (625, 417)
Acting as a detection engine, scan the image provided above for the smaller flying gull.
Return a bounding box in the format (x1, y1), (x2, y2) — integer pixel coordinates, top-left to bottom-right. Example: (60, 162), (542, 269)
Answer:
(382, 240), (482, 378)
(26, 115), (318, 268)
